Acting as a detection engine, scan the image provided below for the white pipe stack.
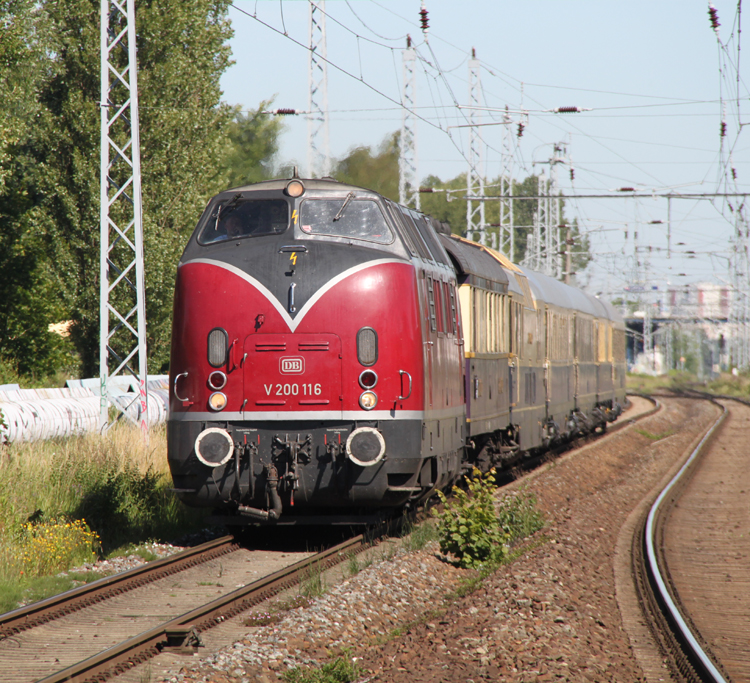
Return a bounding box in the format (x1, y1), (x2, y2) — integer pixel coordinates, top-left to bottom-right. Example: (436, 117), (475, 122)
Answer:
(0, 376), (170, 444)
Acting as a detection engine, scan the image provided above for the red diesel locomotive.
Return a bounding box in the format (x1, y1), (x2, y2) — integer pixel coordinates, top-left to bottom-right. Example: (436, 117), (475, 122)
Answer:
(167, 174), (626, 525)
(168, 175), (465, 524)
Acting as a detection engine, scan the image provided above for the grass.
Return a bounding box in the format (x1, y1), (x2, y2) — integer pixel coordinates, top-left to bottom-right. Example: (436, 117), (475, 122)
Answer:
(283, 653), (361, 683)
(299, 561), (327, 599)
(628, 369), (750, 400)
(635, 427), (675, 441)
(0, 423), (209, 612)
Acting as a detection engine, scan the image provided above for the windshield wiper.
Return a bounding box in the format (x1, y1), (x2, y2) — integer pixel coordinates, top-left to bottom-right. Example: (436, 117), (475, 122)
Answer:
(333, 192), (355, 221)
(213, 193), (243, 231)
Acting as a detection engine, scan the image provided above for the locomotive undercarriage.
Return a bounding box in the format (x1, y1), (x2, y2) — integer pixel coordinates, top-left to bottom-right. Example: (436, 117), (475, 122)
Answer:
(167, 418), (461, 525)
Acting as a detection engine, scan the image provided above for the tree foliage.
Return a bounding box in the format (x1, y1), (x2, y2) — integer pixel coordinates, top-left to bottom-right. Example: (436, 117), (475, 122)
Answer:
(332, 132), (399, 202)
(0, 0), (283, 381)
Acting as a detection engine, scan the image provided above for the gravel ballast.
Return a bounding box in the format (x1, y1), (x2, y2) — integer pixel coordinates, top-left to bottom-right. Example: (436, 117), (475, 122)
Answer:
(157, 397), (714, 683)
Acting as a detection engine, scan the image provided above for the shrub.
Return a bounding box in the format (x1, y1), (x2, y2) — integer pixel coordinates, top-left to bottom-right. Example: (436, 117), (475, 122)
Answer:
(431, 468), (508, 569)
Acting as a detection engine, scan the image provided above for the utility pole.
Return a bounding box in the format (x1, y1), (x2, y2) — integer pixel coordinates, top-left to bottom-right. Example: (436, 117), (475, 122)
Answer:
(399, 35), (419, 210)
(99, 0), (148, 436)
(307, 1), (330, 178)
(466, 48), (486, 245)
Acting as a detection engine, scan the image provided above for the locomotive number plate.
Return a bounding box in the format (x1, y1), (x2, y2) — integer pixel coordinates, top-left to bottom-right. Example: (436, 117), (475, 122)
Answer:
(264, 383), (323, 396)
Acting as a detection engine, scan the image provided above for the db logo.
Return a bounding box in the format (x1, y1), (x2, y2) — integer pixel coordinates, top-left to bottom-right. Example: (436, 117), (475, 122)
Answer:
(280, 357), (305, 374)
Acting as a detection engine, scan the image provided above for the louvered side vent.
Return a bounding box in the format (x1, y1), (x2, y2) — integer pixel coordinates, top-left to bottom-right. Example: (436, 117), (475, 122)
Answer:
(207, 328), (228, 367)
(357, 328), (378, 366)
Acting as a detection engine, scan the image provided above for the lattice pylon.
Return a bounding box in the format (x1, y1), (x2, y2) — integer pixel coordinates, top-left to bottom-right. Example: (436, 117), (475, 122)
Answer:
(99, 0), (148, 436)
(498, 108), (514, 260)
(307, 1), (330, 178)
(466, 50), (486, 245)
(399, 38), (419, 210)
(538, 172), (550, 274)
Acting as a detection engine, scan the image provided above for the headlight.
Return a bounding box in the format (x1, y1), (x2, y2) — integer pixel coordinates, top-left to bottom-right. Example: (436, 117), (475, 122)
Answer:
(359, 390), (378, 410)
(208, 391), (227, 411)
(285, 180), (305, 197)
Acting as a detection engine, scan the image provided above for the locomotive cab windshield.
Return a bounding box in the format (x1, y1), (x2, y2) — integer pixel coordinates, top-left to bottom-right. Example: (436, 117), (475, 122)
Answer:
(198, 198), (290, 244)
(298, 197), (394, 244)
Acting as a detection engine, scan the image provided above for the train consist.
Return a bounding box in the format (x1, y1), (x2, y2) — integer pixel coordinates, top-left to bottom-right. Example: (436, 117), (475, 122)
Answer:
(167, 175), (626, 525)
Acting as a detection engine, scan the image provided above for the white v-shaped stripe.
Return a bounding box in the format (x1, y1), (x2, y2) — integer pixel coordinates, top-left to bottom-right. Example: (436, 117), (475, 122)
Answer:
(183, 257), (408, 332)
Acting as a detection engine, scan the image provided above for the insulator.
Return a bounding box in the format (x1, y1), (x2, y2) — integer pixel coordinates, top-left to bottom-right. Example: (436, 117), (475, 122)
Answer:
(720, 121), (727, 137)
(275, 108), (296, 115)
(570, 168), (575, 181)
(419, 7), (429, 30)
(406, 34), (412, 48)
(556, 106), (580, 113)
(419, 187), (434, 193)
(732, 167), (737, 180)
(517, 122), (525, 138)
(618, 187), (636, 192)
(708, 4), (720, 30)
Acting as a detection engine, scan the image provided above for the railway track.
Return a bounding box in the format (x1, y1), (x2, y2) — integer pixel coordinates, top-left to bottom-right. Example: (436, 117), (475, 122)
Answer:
(633, 393), (750, 683)
(0, 533), (366, 683)
(0, 396), (659, 683)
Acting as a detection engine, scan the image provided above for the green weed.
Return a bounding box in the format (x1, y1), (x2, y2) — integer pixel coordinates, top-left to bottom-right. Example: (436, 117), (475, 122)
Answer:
(283, 654), (361, 683)
(497, 490), (545, 544)
(400, 516), (438, 553)
(635, 428), (675, 441)
(299, 561), (326, 599)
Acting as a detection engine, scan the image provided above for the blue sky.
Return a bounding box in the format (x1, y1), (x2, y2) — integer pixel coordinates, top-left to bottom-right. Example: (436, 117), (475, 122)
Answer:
(220, 1), (748, 298)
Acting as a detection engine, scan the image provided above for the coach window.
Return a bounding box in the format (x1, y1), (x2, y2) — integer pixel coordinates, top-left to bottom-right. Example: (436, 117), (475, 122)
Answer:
(299, 198), (394, 244)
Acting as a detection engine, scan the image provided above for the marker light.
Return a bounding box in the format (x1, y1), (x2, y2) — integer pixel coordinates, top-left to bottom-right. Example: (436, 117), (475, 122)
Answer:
(208, 391), (227, 411)
(359, 391), (378, 410)
(208, 371), (227, 390)
(285, 180), (305, 198)
(359, 370), (378, 389)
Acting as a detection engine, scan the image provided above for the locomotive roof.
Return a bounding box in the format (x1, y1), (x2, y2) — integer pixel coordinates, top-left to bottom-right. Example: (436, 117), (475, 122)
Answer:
(224, 177), (379, 196)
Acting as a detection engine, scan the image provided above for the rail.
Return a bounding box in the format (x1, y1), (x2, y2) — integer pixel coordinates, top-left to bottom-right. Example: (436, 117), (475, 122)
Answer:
(0, 535), (238, 640)
(643, 398), (728, 683)
(35, 534), (366, 683)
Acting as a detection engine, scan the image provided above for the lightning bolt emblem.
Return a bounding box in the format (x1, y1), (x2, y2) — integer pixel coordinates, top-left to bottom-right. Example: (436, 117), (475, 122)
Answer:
(290, 252), (298, 266)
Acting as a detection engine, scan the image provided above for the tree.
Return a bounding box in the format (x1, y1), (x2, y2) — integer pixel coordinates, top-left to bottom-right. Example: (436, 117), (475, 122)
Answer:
(0, 0), (240, 378)
(332, 132), (400, 201)
(219, 103), (285, 189)
(0, 0), (75, 379)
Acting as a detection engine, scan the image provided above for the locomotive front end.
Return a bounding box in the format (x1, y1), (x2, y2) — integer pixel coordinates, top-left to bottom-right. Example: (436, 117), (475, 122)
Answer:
(167, 178), (435, 524)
